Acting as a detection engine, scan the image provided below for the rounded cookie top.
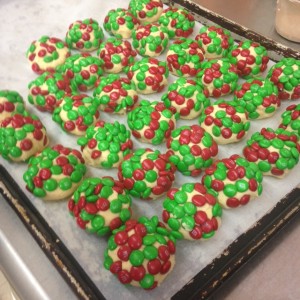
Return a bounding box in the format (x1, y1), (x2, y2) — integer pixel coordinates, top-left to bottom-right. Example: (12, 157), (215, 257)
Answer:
(162, 182), (222, 240)
(68, 176), (132, 236)
(0, 114), (48, 162)
(26, 36), (70, 74)
(104, 216), (176, 289)
(23, 144), (86, 201)
(129, 0), (163, 23)
(202, 154), (263, 209)
(279, 103), (300, 135)
(118, 148), (176, 199)
(66, 18), (104, 51)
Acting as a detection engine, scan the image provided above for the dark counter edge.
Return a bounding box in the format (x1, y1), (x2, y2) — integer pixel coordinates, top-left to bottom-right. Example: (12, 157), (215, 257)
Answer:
(0, 164), (105, 300)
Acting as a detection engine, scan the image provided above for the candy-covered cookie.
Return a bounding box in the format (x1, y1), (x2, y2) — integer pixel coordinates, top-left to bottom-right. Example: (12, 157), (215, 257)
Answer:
(104, 216), (176, 289)
(127, 100), (176, 145)
(158, 8), (195, 39)
(162, 182), (222, 240)
(129, 0), (163, 23)
(98, 38), (137, 74)
(267, 57), (300, 100)
(161, 77), (210, 120)
(279, 103), (300, 135)
(77, 120), (133, 169)
(0, 114), (48, 162)
(66, 18), (104, 51)
(132, 23), (169, 57)
(234, 77), (280, 120)
(28, 72), (71, 112)
(26, 36), (70, 74)
(243, 127), (300, 178)
(166, 125), (218, 177)
(195, 25), (234, 60)
(52, 94), (99, 136)
(166, 38), (205, 77)
(94, 74), (138, 114)
(23, 144), (86, 201)
(57, 53), (103, 92)
(196, 58), (239, 98)
(118, 148), (176, 199)
(202, 154), (263, 209)
(199, 101), (250, 145)
(127, 57), (169, 94)
(103, 8), (140, 39)
(227, 40), (269, 78)
(68, 177), (132, 235)
(0, 90), (26, 123)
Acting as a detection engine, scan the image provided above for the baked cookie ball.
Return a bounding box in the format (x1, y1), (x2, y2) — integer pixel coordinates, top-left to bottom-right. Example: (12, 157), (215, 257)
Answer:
(66, 18), (104, 51)
(77, 120), (133, 169)
(104, 216), (176, 289)
(129, 0), (163, 23)
(98, 38), (137, 74)
(161, 77), (210, 120)
(28, 72), (71, 112)
(196, 58), (239, 98)
(132, 23), (169, 57)
(23, 144), (86, 201)
(162, 182), (222, 240)
(57, 53), (103, 92)
(279, 103), (300, 135)
(199, 101), (250, 145)
(118, 148), (176, 199)
(26, 36), (70, 74)
(0, 90), (26, 123)
(227, 40), (269, 78)
(68, 177), (132, 235)
(103, 8), (140, 39)
(166, 125), (218, 177)
(0, 114), (48, 162)
(202, 154), (263, 209)
(158, 7), (195, 39)
(94, 74), (138, 114)
(127, 57), (169, 94)
(166, 38), (205, 77)
(52, 94), (99, 136)
(127, 100), (176, 145)
(234, 78), (280, 120)
(267, 57), (300, 100)
(195, 25), (234, 60)
(243, 127), (300, 178)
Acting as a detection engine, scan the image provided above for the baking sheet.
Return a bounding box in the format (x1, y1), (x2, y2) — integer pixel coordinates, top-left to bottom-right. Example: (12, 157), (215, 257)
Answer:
(1, 0), (300, 299)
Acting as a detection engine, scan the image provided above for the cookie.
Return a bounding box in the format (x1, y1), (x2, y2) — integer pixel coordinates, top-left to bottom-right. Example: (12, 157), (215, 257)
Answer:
(129, 0), (163, 23)
(279, 103), (300, 135)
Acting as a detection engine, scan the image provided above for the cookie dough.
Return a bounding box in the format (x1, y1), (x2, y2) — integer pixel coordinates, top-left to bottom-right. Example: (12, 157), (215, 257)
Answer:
(166, 125), (218, 176)
(77, 120), (133, 169)
(52, 94), (100, 136)
(93, 74), (138, 114)
(104, 216), (176, 289)
(26, 36), (70, 74)
(267, 57), (300, 100)
(166, 38), (205, 77)
(162, 182), (222, 240)
(66, 18), (104, 51)
(68, 177), (132, 235)
(0, 114), (48, 162)
(129, 0), (163, 23)
(118, 148), (176, 199)
(199, 100), (250, 145)
(127, 57), (169, 94)
(279, 103), (300, 135)
(103, 8), (140, 39)
(23, 144), (87, 201)
(243, 127), (300, 178)
(98, 38), (137, 74)
(202, 154), (263, 209)
(127, 100), (176, 145)
(234, 77), (280, 119)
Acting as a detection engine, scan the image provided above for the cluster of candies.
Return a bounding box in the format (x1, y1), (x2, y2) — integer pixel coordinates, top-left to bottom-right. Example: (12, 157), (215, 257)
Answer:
(1, 0), (300, 293)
